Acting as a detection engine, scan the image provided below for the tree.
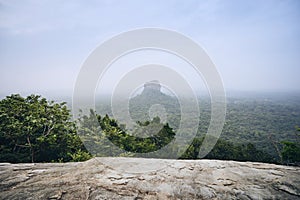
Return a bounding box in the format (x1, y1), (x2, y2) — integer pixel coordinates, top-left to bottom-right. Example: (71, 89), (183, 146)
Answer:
(99, 115), (176, 154)
(0, 94), (90, 163)
(178, 137), (200, 159)
(77, 110), (124, 157)
(280, 128), (300, 165)
(77, 110), (176, 157)
(179, 136), (274, 163)
(281, 141), (300, 164)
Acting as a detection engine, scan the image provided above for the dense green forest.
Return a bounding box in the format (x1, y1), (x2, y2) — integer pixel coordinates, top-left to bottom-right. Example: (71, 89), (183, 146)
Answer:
(96, 90), (300, 163)
(96, 92), (300, 163)
(0, 93), (299, 165)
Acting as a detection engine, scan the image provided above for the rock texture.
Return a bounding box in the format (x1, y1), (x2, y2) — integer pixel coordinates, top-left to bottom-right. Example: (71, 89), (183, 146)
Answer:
(0, 157), (299, 200)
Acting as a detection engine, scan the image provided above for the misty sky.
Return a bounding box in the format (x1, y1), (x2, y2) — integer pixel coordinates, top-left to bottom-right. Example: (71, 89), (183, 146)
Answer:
(0, 0), (300, 98)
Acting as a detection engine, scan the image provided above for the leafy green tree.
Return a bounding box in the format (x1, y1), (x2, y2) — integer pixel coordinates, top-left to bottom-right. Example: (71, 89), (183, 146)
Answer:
(179, 137), (203, 159)
(77, 110), (124, 157)
(77, 110), (176, 157)
(0, 94), (91, 163)
(281, 141), (300, 164)
(180, 136), (274, 163)
(99, 115), (175, 153)
(281, 128), (300, 165)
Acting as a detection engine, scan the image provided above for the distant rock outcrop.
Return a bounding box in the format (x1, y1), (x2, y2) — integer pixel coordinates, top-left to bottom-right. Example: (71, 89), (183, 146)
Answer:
(143, 80), (162, 95)
(0, 157), (299, 199)
(129, 80), (180, 125)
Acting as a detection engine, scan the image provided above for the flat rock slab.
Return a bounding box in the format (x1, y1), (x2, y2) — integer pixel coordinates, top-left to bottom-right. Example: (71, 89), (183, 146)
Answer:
(0, 157), (299, 199)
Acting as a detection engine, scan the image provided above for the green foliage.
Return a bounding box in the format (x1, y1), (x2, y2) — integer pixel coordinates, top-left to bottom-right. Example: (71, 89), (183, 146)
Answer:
(281, 141), (300, 163)
(100, 93), (300, 163)
(0, 94), (91, 163)
(180, 136), (274, 163)
(77, 110), (123, 157)
(1, 92), (299, 165)
(78, 110), (176, 156)
(179, 137), (203, 159)
(78, 109), (275, 163)
(280, 128), (300, 165)
(68, 149), (92, 162)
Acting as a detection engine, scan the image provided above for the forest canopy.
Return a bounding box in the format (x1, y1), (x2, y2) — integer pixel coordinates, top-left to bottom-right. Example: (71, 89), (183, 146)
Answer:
(0, 94), (299, 165)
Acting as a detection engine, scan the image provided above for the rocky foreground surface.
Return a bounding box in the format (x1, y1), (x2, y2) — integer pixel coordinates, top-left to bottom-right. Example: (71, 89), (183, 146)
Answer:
(0, 157), (299, 200)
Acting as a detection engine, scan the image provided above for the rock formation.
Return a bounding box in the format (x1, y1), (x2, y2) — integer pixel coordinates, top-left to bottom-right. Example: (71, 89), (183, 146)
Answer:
(143, 80), (162, 95)
(0, 157), (299, 199)
(129, 80), (180, 126)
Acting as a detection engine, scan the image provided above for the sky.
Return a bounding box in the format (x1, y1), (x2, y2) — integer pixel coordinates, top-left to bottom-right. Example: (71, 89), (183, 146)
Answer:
(0, 0), (300, 99)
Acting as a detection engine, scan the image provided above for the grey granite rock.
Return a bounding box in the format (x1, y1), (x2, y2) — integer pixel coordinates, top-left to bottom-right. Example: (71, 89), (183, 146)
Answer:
(0, 158), (299, 200)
